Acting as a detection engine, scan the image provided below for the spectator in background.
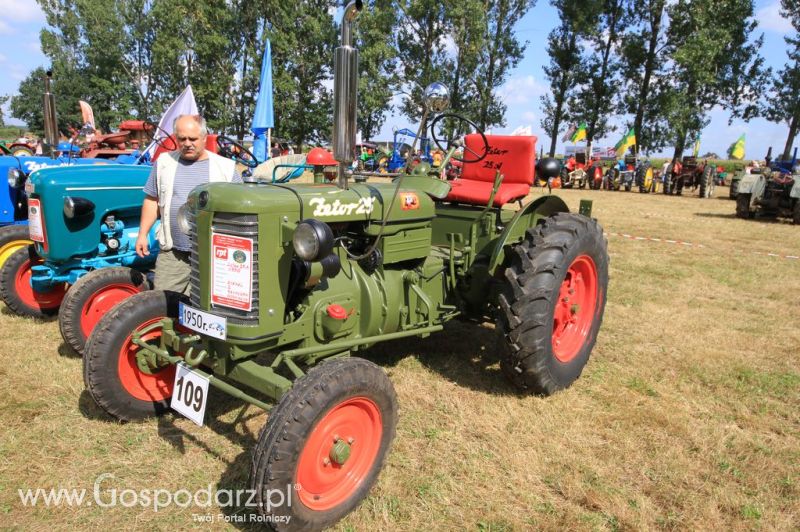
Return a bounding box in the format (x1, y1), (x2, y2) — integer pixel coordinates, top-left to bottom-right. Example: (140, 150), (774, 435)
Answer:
(270, 142), (281, 159)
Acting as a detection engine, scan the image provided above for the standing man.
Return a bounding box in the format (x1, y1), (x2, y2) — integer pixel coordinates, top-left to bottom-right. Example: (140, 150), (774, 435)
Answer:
(135, 114), (242, 293)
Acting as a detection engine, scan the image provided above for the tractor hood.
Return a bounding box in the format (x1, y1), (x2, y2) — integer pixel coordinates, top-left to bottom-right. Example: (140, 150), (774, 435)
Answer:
(192, 182), (435, 223)
(27, 164), (151, 261)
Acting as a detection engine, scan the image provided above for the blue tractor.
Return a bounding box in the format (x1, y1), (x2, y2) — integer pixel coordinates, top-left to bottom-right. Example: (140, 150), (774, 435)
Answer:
(386, 128), (433, 172)
(0, 133), (255, 355)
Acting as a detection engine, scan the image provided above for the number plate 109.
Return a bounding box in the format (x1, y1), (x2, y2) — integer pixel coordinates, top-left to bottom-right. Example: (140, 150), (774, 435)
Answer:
(171, 364), (210, 426)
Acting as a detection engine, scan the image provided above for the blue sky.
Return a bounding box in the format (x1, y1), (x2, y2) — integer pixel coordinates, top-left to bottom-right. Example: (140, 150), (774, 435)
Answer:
(0, 0), (794, 159)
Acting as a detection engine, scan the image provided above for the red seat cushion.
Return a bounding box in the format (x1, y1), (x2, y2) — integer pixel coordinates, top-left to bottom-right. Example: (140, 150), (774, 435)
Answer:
(445, 134), (536, 206)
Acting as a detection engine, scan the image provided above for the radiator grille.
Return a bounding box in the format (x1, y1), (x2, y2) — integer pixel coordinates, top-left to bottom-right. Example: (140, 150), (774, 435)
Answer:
(190, 212), (259, 324)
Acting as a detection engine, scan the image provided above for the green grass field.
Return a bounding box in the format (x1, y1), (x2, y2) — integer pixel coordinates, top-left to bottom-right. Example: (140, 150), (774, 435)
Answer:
(0, 185), (798, 530)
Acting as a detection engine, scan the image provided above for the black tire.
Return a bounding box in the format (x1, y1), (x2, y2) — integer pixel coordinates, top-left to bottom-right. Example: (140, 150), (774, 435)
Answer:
(83, 290), (186, 421)
(250, 357), (398, 530)
(59, 267), (150, 355)
(729, 179), (739, 198)
(10, 146), (33, 157)
(663, 164), (673, 194)
(560, 167), (572, 188)
(624, 182), (632, 192)
(497, 213), (609, 395)
(637, 162), (652, 193)
(0, 224), (32, 271)
(736, 194), (754, 219)
(606, 168), (618, 190)
(0, 245), (64, 317)
(699, 166), (714, 198)
(792, 200), (800, 225)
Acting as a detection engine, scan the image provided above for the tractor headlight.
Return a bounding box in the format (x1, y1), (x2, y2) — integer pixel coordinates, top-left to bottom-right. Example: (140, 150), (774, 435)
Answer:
(177, 202), (193, 235)
(293, 219), (334, 261)
(63, 196), (95, 219)
(7, 168), (24, 188)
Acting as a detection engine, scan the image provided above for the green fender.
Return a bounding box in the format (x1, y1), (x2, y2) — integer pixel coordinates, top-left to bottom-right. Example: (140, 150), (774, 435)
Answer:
(488, 195), (570, 272)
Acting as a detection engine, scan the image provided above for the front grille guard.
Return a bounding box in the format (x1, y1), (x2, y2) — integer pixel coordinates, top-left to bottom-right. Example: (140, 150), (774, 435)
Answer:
(189, 211), (260, 324)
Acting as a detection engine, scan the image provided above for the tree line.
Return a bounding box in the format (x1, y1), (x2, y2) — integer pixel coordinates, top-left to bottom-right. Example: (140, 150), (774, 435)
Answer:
(7, 0), (534, 151)
(5, 0), (800, 160)
(542, 0), (800, 161)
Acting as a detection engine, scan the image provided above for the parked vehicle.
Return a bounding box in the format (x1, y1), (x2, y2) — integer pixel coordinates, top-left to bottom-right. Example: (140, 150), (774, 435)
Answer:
(663, 156), (714, 197)
(562, 150), (603, 189)
(735, 147), (799, 223)
(82, 4), (609, 528)
(386, 128), (433, 172)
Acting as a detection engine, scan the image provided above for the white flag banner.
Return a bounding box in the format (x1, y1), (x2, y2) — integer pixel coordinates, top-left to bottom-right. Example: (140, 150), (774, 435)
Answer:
(510, 125), (532, 136)
(145, 85), (199, 157)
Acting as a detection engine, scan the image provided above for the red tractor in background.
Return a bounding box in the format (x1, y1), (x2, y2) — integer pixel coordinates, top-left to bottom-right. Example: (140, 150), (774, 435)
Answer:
(64, 120), (155, 159)
(663, 156), (715, 197)
(561, 151), (604, 189)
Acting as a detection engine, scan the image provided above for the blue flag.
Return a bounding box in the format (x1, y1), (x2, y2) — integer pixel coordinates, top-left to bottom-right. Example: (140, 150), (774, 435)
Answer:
(251, 40), (274, 162)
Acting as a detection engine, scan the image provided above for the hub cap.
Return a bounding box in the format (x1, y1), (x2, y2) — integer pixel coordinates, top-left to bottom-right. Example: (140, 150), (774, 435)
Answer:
(118, 317), (174, 402)
(80, 282), (142, 339)
(552, 255), (598, 363)
(13, 257), (65, 311)
(0, 239), (32, 270)
(296, 397), (382, 511)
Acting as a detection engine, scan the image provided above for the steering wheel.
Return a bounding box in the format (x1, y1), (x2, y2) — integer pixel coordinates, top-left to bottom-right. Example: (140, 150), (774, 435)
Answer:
(430, 113), (489, 164)
(216, 135), (259, 168)
(145, 122), (177, 151)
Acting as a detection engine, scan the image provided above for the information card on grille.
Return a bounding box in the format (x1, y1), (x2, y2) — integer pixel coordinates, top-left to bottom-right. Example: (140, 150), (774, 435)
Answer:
(210, 232), (254, 311)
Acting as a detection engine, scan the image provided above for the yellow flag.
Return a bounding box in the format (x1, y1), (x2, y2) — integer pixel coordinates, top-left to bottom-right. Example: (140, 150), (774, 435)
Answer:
(729, 134), (745, 160)
(570, 122), (587, 143)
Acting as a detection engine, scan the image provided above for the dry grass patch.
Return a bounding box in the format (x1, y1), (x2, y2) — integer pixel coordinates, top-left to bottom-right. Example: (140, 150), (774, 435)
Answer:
(0, 185), (798, 530)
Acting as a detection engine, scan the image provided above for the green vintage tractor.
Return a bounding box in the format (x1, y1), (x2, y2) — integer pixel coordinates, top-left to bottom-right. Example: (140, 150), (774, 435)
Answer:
(82, 2), (609, 528)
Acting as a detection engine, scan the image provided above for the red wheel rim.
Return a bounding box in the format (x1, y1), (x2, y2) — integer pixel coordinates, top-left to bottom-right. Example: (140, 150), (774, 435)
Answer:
(117, 317), (175, 402)
(296, 397), (383, 511)
(13, 257), (65, 311)
(552, 255), (598, 363)
(79, 282), (142, 339)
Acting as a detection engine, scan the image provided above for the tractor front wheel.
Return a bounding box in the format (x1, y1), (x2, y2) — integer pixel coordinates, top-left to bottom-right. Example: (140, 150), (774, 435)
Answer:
(0, 245), (65, 317)
(84, 290), (185, 421)
(497, 213), (609, 395)
(736, 194), (754, 219)
(0, 225), (32, 271)
(59, 267), (150, 355)
(250, 357), (398, 529)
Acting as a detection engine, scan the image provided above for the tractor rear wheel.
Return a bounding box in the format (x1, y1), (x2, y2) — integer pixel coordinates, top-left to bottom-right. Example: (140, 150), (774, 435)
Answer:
(0, 224), (32, 271)
(736, 194), (754, 219)
(84, 290), (185, 421)
(792, 200), (800, 224)
(59, 267), (150, 355)
(699, 166), (714, 198)
(250, 357), (398, 529)
(497, 213), (609, 395)
(0, 245), (65, 317)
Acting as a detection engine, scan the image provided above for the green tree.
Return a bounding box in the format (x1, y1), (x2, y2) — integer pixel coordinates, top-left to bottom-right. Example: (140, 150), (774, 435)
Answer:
(618, 0), (670, 153)
(0, 95), (8, 127)
(540, 0), (588, 156)
(664, 0), (767, 159)
(356, 0), (400, 141)
(472, 0), (536, 131)
(395, 0), (451, 127)
(567, 0), (628, 147)
(268, 0), (338, 148)
(763, 0), (800, 160)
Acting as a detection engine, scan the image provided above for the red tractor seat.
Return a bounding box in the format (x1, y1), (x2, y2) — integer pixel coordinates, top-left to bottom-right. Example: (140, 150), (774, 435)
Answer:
(445, 134), (536, 206)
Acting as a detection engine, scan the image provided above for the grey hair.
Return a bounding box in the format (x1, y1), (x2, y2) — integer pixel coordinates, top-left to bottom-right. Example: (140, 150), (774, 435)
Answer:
(173, 114), (208, 136)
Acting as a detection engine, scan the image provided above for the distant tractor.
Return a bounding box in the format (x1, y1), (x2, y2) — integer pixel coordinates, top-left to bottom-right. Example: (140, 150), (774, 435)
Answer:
(735, 147), (799, 223)
(562, 151), (603, 189)
(663, 156), (714, 197)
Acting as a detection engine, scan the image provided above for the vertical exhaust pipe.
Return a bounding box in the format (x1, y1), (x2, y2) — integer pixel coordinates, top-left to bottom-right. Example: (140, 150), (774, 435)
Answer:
(765, 146), (773, 166)
(332, 0), (362, 189)
(42, 71), (59, 157)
